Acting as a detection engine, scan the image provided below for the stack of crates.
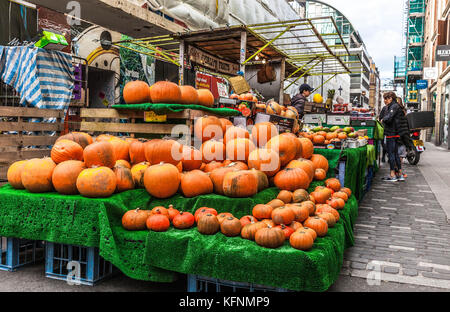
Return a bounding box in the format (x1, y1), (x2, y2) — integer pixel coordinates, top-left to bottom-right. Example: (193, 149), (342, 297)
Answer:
(187, 275), (290, 292)
(0, 237), (44, 271)
(45, 242), (114, 286)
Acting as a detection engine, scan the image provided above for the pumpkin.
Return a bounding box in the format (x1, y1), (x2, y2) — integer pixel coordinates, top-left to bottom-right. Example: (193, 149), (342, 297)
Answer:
(315, 204), (340, 222)
(255, 226), (285, 249)
(172, 211), (195, 229)
(281, 132), (303, 159)
(217, 212), (234, 224)
(252, 204), (273, 220)
(241, 221), (268, 240)
(287, 159), (315, 182)
(209, 166), (237, 194)
(286, 204), (309, 223)
(338, 132), (348, 140)
(144, 139), (183, 166)
(146, 214), (170, 232)
(301, 201), (316, 216)
(220, 217), (242, 237)
(51, 139), (84, 164)
(52, 160), (86, 195)
(265, 135), (297, 167)
(83, 141), (116, 168)
(314, 168), (327, 181)
(150, 81), (181, 104)
(310, 188), (332, 204)
(301, 226), (317, 241)
(275, 224), (295, 240)
(180, 170), (213, 197)
(222, 170), (258, 198)
(261, 219), (276, 227)
(333, 191), (349, 202)
(143, 163), (180, 199)
(224, 126), (250, 145)
(326, 132), (338, 141)
(304, 216), (328, 237)
(274, 167), (310, 191)
(289, 221), (303, 231)
(310, 154), (329, 172)
(130, 162), (150, 188)
(203, 161), (224, 173)
(290, 230), (314, 251)
(129, 139), (147, 165)
(312, 135), (325, 145)
(181, 146), (202, 171)
(247, 148), (280, 177)
(150, 206), (169, 218)
(285, 106), (299, 119)
(76, 166), (117, 198)
(201, 140), (226, 163)
(340, 187), (352, 197)
(317, 212), (336, 228)
(194, 116), (223, 143)
(271, 206), (296, 225)
(123, 80), (151, 104)
(194, 208), (217, 223)
(327, 198), (345, 210)
(179, 85), (199, 104)
(251, 122), (279, 147)
(113, 165), (134, 193)
(225, 138), (255, 162)
(122, 208), (151, 230)
(197, 213), (220, 235)
(266, 199), (285, 209)
(167, 204), (180, 222)
(57, 132), (91, 149)
(115, 159), (131, 169)
(240, 215), (258, 227)
(96, 134), (115, 142)
(219, 118), (233, 134)
(265, 100), (282, 115)
(250, 169), (269, 192)
(325, 178), (341, 192)
(21, 158), (56, 193)
(197, 89), (215, 107)
(277, 190), (293, 204)
(292, 189), (309, 203)
(7, 160), (27, 189)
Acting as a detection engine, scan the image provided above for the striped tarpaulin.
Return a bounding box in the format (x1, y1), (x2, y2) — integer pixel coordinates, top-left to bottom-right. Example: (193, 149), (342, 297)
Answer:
(0, 46), (74, 110)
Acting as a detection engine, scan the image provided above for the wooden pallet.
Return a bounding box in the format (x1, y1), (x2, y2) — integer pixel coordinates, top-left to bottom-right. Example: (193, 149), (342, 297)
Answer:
(0, 107), (64, 182)
(80, 108), (223, 145)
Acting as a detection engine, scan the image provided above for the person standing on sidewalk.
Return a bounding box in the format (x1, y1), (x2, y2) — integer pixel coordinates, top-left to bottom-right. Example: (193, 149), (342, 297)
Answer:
(381, 92), (404, 182)
(378, 102), (389, 163)
(396, 97), (413, 179)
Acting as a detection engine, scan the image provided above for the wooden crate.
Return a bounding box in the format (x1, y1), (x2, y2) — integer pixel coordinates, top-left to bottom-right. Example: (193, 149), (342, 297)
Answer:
(0, 107), (64, 182)
(80, 108), (223, 145)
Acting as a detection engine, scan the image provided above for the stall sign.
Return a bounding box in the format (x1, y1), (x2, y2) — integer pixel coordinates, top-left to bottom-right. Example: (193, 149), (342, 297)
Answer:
(196, 72), (212, 90)
(217, 82), (228, 97)
(416, 80), (428, 90)
(436, 45), (450, 62)
(144, 111), (167, 123)
(188, 45), (239, 75)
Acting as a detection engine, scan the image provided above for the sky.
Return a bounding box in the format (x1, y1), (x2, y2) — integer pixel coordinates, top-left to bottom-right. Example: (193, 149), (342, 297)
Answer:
(321, 0), (405, 83)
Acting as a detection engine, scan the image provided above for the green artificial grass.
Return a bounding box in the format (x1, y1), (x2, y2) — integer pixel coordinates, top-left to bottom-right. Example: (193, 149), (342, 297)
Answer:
(111, 103), (240, 117)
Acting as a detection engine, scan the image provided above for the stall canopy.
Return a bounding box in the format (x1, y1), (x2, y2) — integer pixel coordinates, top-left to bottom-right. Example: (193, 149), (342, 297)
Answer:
(111, 17), (363, 90)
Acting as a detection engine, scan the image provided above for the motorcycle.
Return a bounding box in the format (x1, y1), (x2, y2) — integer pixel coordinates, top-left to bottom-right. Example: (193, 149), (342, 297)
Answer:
(406, 129), (424, 165)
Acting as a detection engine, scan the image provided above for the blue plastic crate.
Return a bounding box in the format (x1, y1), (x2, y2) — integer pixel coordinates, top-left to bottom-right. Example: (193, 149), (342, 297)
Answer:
(187, 275), (290, 292)
(0, 237), (44, 271)
(45, 242), (114, 286)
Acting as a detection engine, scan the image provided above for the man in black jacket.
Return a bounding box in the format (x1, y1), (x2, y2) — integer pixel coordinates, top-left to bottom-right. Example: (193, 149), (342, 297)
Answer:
(381, 92), (404, 182)
(290, 83), (314, 119)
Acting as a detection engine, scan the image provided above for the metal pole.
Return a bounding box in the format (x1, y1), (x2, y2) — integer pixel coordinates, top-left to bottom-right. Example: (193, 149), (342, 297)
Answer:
(240, 31), (247, 75)
(321, 61), (324, 95)
(179, 40), (185, 86)
(279, 58), (286, 105)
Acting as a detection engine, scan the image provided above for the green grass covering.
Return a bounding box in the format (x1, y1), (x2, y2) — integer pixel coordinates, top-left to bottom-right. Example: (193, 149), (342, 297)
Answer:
(111, 103), (240, 117)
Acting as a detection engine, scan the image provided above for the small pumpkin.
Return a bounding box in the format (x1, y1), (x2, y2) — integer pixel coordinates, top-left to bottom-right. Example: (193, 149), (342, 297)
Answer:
(146, 214), (170, 232)
(220, 217), (242, 237)
(310, 154), (329, 172)
(217, 212), (234, 224)
(314, 168), (327, 181)
(250, 168), (269, 192)
(130, 162), (150, 188)
(167, 204), (180, 222)
(327, 198), (346, 210)
(197, 213), (220, 235)
(271, 206), (296, 225)
(239, 215), (258, 227)
(317, 212), (336, 228)
(265, 135), (297, 167)
(303, 216), (328, 237)
(301, 201), (316, 216)
(108, 137), (130, 162)
(298, 138), (314, 159)
(266, 199), (285, 209)
(56, 132), (91, 149)
(222, 170), (258, 198)
(122, 208), (151, 231)
(150, 81), (181, 104)
(197, 89), (215, 107)
(252, 204), (273, 220)
(241, 221), (267, 241)
(290, 230), (314, 251)
(289, 221), (303, 231)
(325, 178), (342, 192)
(123, 80), (151, 104)
(203, 161), (224, 173)
(129, 139), (147, 165)
(172, 211), (195, 229)
(255, 226), (285, 249)
(181, 146), (203, 171)
(301, 226), (317, 241)
(150, 206), (170, 219)
(292, 189), (309, 203)
(340, 187), (352, 197)
(115, 159), (131, 169)
(333, 191), (349, 202)
(287, 159), (315, 182)
(194, 207), (218, 222)
(275, 224), (295, 240)
(179, 85), (199, 104)
(315, 204), (340, 222)
(277, 190), (293, 204)
(194, 116), (223, 143)
(261, 219), (276, 227)
(286, 204), (309, 223)
(274, 167), (310, 191)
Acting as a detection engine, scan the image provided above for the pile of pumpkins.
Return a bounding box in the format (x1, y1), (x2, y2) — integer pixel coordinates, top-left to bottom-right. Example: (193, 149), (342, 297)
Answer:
(122, 177), (352, 251)
(264, 100), (299, 119)
(123, 80), (215, 107)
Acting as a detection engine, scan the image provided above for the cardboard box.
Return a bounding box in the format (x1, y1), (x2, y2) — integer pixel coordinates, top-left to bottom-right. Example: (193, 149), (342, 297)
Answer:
(355, 129), (368, 137)
(228, 76), (250, 95)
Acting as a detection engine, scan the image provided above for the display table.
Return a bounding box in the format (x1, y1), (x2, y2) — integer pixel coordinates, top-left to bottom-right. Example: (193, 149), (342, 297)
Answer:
(111, 103), (240, 117)
(0, 180), (358, 292)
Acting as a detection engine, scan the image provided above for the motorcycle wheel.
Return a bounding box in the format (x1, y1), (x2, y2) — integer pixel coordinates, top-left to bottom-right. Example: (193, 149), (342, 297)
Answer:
(407, 148), (420, 165)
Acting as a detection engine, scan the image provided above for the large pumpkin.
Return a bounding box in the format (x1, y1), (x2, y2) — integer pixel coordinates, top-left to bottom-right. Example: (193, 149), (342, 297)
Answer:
(209, 166), (238, 195)
(129, 139), (147, 165)
(114, 165), (135, 193)
(150, 81), (181, 104)
(201, 140), (226, 163)
(251, 122), (279, 147)
(181, 146), (202, 171)
(225, 138), (255, 162)
(108, 137), (130, 161)
(247, 148), (280, 178)
(286, 159), (314, 182)
(197, 89), (215, 107)
(224, 126), (250, 145)
(52, 160), (86, 195)
(273, 167), (310, 191)
(281, 132), (303, 159)
(250, 169), (269, 192)
(203, 161), (224, 173)
(123, 80), (151, 104)
(298, 138), (314, 159)
(180, 170), (213, 197)
(219, 118), (233, 134)
(265, 135), (297, 167)
(265, 101), (282, 115)
(143, 163), (180, 198)
(56, 132), (92, 149)
(51, 139), (84, 164)
(144, 139), (183, 166)
(83, 141), (116, 168)
(179, 85), (199, 105)
(194, 116), (223, 143)
(7, 160), (28, 189)
(76, 166), (117, 198)
(21, 158), (56, 193)
(222, 170), (258, 198)
(310, 154), (329, 172)
(130, 162), (150, 188)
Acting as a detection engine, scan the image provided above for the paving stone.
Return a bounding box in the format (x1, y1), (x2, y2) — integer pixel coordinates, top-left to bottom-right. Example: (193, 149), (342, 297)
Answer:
(422, 272), (450, 280)
(401, 269), (419, 277)
(383, 266), (400, 274)
(350, 262), (367, 270)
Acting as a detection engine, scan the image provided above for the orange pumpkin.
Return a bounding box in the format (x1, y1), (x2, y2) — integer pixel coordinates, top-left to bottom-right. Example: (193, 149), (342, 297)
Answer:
(271, 206), (296, 225)
(21, 158), (56, 193)
(115, 159), (131, 169)
(310, 188), (332, 204)
(76, 166), (117, 198)
(57, 132), (92, 149)
(281, 132), (302, 159)
(327, 197), (346, 210)
(95, 134), (115, 142)
(304, 216), (328, 237)
(180, 170), (213, 198)
(265, 135), (297, 167)
(222, 170), (258, 198)
(314, 168), (327, 181)
(298, 138), (314, 160)
(333, 191), (349, 202)
(290, 230), (314, 250)
(277, 190), (293, 204)
(218, 118), (233, 134)
(122, 208), (151, 230)
(316, 204), (340, 222)
(197, 89), (215, 107)
(83, 141), (116, 168)
(143, 163), (180, 199)
(146, 214), (170, 232)
(224, 126), (250, 145)
(52, 160), (86, 195)
(340, 187), (352, 197)
(129, 139), (147, 165)
(7, 160), (28, 189)
(338, 132), (348, 140)
(130, 162), (150, 188)
(310, 154), (329, 172)
(251, 122), (279, 147)
(179, 85), (199, 104)
(51, 139), (84, 164)
(150, 81), (181, 104)
(209, 165), (237, 195)
(301, 201), (316, 216)
(250, 168), (269, 192)
(123, 80), (151, 104)
(312, 135), (325, 145)
(114, 165), (135, 193)
(273, 167), (310, 191)
(247, 148), (280, 178)
(286, 204), (309, 223)
(203, 161), (224, 173)
(225, 138), (256, 163)
(108, 137), (130, 161)
(325, 178), (341, 192)
(286, 159), (314, 182)
(181, 146), (202, 171)
(201, 140), (226, 163)
(144, 139), (183, 166)
(194, 116), (223, 143)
